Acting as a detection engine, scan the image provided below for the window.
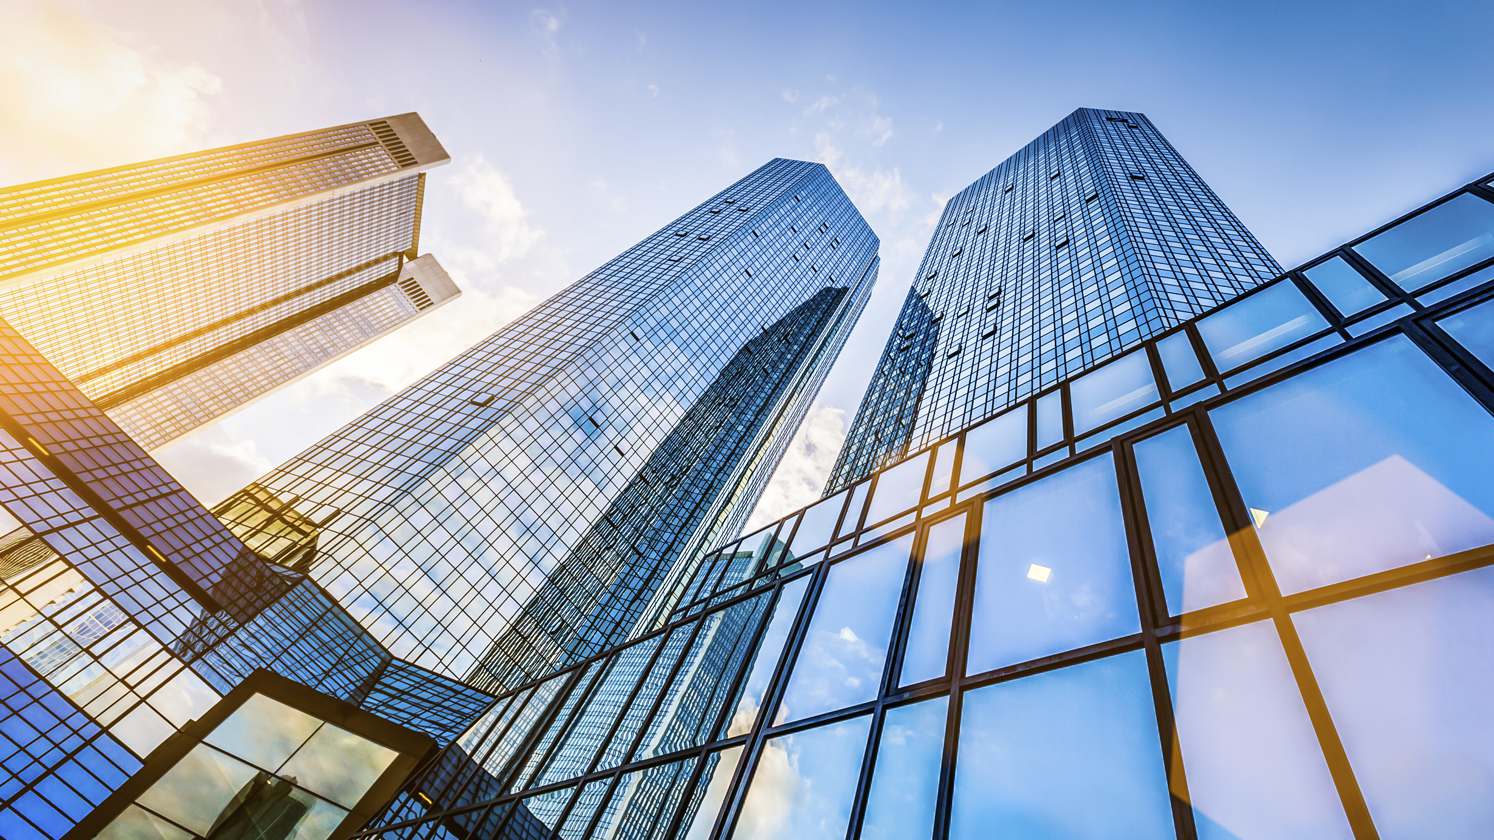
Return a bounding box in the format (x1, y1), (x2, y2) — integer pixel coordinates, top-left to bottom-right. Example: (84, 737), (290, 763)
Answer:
(950, 651), (1175, 838)
(1195, 282), (1330, 372)
(1293, 566), (1494, 836)
(678, 747), (741, 839)
(1155, 330), (1205, 391)
(1302, 256), (1386, 316)
(967, 454), (1139, 673)
(1164, 622), (1350, 839)
(865, 452), (929, 524)
(1353, 193), (1494, 291)
(732, 714), (872, 839)
(788, 491), (847, 557)
(1133, 425), (1244, 614)
(725, 579), (809, 737)
(1437, 295), (1494, 371)
(1211, 336), (1494, 593)
(959, 406), (1026, 485)
(900, 515), (965, 686)
(776, 537), (912, 723)
(859, 697), (947, 839)
(1068, 348), (1159, 434)
(1035, 390), (1064, 450)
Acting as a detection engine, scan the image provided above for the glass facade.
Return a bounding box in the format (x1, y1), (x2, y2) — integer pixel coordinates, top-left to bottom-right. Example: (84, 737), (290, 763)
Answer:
(216, 159), (881, 691)
(0, 114), (458, 450)
(829, 108), (1280, 490)
(357, 170), (1494, 839)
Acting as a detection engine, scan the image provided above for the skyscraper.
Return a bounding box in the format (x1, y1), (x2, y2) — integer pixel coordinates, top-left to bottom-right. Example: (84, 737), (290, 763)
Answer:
(0, 114), (458, 451)
(216, 159), (880, 688)
(363, 165), (1494, 840)
(828, 107), (1280, 489)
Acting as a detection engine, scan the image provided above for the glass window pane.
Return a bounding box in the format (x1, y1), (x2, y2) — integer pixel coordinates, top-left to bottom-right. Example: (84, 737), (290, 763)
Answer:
(279, 724), (398, 808)
(1303, 256), (1386, 316)
(732, 714), (872, 839)
(204, 693), (321, 772)
(838, 480), (871, 538)
(865, 451), (930, 524)
(540, 637), (663, 785)
(510, 786), (573, 835)
(1293, 565), (1494, 837)
(726, 578), (809, 737)
(1353, 192), (1494, 291)
(960, 407), (1026, 484)
(591, 755), (695, 838)
(928, 439), (956, 497)
(967, 454), (1139, 674)
(1035, 391), (1063, 449)
(860, 697), (947, 840)
(900, 515), (965, 686)
(1165, 622), (1350, 839)
(776, 537), (911, 724)
(137, 744), (259, 835)
(1070, 349), (1159, 434)
(680, 747), (742, 840)
(1132, 425), (1245, 614)
(1156, 330), (1205, 391)
(101, 805), (192, 840)
(1196, 282), (1330, 372)
(949, 651), (1174, 838)
(1211, 336), (1494, 593)
(788, 491), (846, 558)
(1437, 296), (1494, 371)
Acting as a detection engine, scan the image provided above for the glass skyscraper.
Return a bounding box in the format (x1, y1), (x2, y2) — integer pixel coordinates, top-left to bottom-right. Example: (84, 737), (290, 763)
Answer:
(828, 108), (1280, 489)
(363, 166), (1494, 840)
(0, 114), (459, 450)
(215, 158), (880, 689)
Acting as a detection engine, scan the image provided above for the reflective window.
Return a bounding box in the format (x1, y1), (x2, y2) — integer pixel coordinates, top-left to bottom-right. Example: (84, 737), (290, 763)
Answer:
(1211, 336), (1494, 593)
(1165, 622), (1350, 839)
(680, 747), (741, 840)
(1437, 295), (1494, 371)
(1155, 330), (1205, 391)
(860, 697), (947, 840)
(776, 537), (911, 723)
(950, 651), (1174, 838)
(838, 481), (871, 538)
(789, 491), (845, 557)
(1303, 256), (1386, 316)
(513, 785), (573, 834)
(865, 451), (930, 525)
(732, 714), (872, 839)
(900, 515), (964, 686)
(726, 578), (808, 736)
(959, 407), (1026, 484)
(203, 693), (320, 772)
(1353, 193), (1494, 291)
(928, 439), (956, 498)
(1035, 390), (1063, 449)
(591, 756), (694, 838)
(1196, 282), (1330, 372)
(102, 806), (192, 839)
(278, 723), (397, 808)
(1069, 348), (1159, 434)
(967, 454), (1139, 674)
(1132, 425), (1244, 613)
(136, 744), (259, 835)
(1294, 566), (1494, 837)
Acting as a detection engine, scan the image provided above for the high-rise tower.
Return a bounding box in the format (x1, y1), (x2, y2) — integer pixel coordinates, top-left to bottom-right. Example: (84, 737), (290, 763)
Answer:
(828, 107), (1279, 489)
(0, 114), (458, 450)
(216, 159), (880, 688)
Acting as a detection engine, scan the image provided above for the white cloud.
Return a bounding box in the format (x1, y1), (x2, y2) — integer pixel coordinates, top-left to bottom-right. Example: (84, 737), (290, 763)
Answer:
(0, 3), (223, 182)
(813, 133), (910, 217)
(530, 7), (563, 52)
(152, 425), (273, 506)
(646, 82), (659, 98)
(780, 88), (800, 104)
(745, 404), (846, 531)
(446, 155), (545, 273)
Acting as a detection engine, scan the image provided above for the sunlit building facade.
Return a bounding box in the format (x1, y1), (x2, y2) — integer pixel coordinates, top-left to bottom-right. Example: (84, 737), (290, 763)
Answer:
(0, 114), (458, 451)
(215, 159), (881, 689)
(828, 107), (1280, 489)
(361, 171), (1494, 839)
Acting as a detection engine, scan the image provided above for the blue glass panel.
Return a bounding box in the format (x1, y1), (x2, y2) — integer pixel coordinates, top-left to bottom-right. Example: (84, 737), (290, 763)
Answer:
(1069, 349), (1159, 434)
(1345, 303), (1411, 337)
(1354, 193), (1494, 291)
(725, 578), (809, 737)
(678, 747), (740, 840)
(949, 651), (1174, 838)
(860, 697), (947, 840)
(959, 407), (1026, 485)
(1221, 333), (1341, 390)
(967, 453), (1138, 674)
(789, 491), (845, 557)
(776, 537), (911, 723)
(1303, 257), (1386, 316)
(1035, 391), (1063, 449)
(1417, 264), (1494, 305)
(1212, 336), (1494, 593)
(1132, 425), (1244, 614)
(1165, 622), (1350, 839)
(1155, 330), (1205, 391)
(732, 714), (872, 839)
(1196, 282), (1330, 372)
(900, 514), (965, 686)
(865, 451), (930, 525)
(1438, 296), (1494, 371)
(1294, 566), (1494, 837)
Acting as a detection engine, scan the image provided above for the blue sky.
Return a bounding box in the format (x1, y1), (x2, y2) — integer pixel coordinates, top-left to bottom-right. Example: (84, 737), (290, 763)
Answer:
(6, 0), (1491, 518)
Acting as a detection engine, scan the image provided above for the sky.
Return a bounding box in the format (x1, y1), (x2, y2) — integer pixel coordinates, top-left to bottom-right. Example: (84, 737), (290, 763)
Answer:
(4, 0), (1492, 523)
